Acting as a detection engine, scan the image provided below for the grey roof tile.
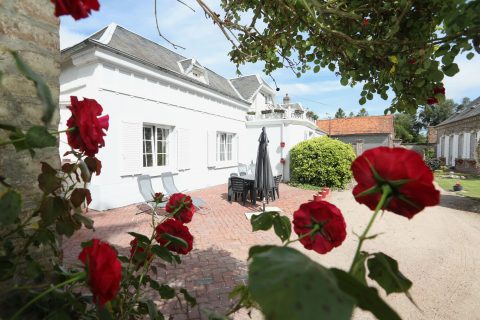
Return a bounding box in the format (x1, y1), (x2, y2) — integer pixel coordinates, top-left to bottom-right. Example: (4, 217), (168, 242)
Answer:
(436, 96), (480, 127)
(66, 25), (249, 103)
(230, 75), (261, 100)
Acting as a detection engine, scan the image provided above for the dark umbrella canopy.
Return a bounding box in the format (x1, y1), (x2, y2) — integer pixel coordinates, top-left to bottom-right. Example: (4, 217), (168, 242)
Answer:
(255, 127), (275, 200)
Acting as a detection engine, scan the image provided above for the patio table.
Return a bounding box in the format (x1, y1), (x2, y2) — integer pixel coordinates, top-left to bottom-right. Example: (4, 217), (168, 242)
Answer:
(227, 174), (256, 205)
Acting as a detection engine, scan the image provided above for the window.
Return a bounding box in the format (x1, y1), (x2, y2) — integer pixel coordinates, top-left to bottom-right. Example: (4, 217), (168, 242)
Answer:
(261, 92), (271, 104)
(143, 125), (170, 167)
(470, 132), (477, 159)
(440, 136), (445, 157)
(217, 132), (234, 162)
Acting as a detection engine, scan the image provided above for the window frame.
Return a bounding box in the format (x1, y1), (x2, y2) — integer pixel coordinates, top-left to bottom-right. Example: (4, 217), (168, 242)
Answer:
(142, 124), (171, 168)
(216, 132), (235, 163)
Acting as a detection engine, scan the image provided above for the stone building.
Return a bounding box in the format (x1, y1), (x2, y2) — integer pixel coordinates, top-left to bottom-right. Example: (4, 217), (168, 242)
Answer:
(435, 96), (480, 173)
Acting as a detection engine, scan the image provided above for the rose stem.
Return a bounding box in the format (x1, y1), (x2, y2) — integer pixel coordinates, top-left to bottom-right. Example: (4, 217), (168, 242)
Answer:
(11, 272), (86, 320)
(348, 184), (391, 273)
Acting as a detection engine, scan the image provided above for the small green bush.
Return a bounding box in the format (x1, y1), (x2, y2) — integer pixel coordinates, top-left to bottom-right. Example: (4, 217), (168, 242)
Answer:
(289, 136), (356, 189)
(425, 157), (441, 171)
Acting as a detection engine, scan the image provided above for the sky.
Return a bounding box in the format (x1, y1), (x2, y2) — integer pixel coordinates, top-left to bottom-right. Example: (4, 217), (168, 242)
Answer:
(60, 0), (480, 119)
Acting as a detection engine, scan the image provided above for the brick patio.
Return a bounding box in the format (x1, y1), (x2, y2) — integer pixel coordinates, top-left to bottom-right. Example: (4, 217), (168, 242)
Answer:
(63, 183), (480, 320)
(63, 183), (316, 319)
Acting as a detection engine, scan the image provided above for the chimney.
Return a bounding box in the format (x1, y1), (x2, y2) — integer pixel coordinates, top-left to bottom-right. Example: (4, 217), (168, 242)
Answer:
(283, 93), (291, 105)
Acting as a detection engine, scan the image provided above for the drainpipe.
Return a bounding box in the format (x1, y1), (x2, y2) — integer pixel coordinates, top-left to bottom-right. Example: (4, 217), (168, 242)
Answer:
(281, 121), (285, 178)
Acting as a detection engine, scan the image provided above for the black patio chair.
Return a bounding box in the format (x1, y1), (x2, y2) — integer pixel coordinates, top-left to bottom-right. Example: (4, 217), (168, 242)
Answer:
(273, 174), (282, 199)
(229, 176), (252, 205)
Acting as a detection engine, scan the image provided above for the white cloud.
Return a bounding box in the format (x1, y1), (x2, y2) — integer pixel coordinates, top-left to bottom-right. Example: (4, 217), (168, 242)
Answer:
(60, 27), (88, 49)
(278, 80), (347, 95)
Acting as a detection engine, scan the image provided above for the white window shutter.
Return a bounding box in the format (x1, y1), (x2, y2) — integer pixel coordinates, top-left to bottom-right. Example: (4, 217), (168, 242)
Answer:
(177, 128), (190, 170)
(121, 121), (142, 176)
(207, 131), (216, 168)
(234, 134), (239, 163)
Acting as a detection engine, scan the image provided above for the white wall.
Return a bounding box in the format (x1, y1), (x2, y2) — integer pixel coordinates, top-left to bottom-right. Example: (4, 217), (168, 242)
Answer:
(437, 131), (480, 166)
(60, 50), (249, 210)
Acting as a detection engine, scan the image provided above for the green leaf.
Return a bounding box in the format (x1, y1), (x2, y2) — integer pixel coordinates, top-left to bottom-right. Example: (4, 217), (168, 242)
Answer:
(340, 78), (348, 86)
(158, 285), (175, 299)
(0, 189), (21, 225)
(249, 246), (354, 320)
(40, 196), (67, 226)
(151, 244), (173, 263)
(38, 172), (61, 194)
(128, 232), (151, 244)
(251, 211), (274, 231)
(328, 63), (335, 71)
(466, 52), (474, 60)
(73, 213), (94, 230)
(0, 257), (15, 281)
(330, 268), (401, 320)
(180, 288), (197, 307)
(0, 123), (18, 132)
(359, 97), (367, 105)
(313, 65), (320, 73)
(248, 245), (276, 260)
(428, 69), (444, 82)
(146, 299), (164, 320)
(161, 232), (188, 248)
(442, 63), (459, 77)
(9, 129), (30, 154)
(350, 251), (368, 285)
(56, 220), (75, 237)
(10, 51), (56, 126)
(25, 126), (56, 149)
(367, 252), (412, 295)
(272, 216), (291, 242)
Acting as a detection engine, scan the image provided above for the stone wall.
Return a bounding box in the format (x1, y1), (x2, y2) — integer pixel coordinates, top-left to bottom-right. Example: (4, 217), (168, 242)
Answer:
(0, 0), (60, 272)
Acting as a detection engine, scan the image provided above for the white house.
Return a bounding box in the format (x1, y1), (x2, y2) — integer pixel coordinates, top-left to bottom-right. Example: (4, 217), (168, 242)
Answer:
(435, 96), (480, 173)
(59, 23), (323, 210)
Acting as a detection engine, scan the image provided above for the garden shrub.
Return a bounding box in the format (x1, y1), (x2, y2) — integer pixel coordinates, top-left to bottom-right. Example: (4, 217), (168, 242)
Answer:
(289, 136), (356, 189)
(425, 157), (441, 171)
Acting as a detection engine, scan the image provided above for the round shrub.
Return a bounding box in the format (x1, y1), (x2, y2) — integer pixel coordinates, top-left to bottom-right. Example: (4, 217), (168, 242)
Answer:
(289, 136), (356, 189)
(424, 157), (441, 171)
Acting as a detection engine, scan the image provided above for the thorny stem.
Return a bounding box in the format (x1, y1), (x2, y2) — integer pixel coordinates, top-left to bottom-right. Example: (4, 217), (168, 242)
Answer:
(284, 224), (320, 246)
(11, 272), (86, 320)
(348, 184), (392, 273)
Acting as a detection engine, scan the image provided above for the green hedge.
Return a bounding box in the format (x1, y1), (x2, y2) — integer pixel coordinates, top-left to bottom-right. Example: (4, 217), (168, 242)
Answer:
(289, 136), (356, 189)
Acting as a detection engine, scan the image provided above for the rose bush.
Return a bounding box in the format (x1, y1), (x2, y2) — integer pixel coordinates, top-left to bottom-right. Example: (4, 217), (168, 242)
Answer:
(79, 239), (122, 306)
(166, 193), (195, 223)
(351, 147), (440, 218)
(292, 201), (347, 254)
(66, 96), (109, 157)
(155, 219), (194, 255)
(51, 0), (100, 20)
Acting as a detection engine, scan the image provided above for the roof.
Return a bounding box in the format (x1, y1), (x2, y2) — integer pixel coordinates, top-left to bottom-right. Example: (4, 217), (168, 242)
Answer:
(435, 96), (480, 127)
(230, 75), (262, 100)
(316, 115), (394, 136)
(61, 24), (259, 104)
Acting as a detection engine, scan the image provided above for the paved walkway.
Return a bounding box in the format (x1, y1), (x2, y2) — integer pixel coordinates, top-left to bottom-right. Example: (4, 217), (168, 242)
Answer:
(63, 183), (480, 320)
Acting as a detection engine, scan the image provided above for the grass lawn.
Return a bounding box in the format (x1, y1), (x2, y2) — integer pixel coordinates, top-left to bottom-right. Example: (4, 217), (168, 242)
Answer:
(435, 173), (480, 199)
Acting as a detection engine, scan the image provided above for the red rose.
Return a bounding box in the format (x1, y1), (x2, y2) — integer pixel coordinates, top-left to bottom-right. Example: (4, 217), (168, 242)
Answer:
(78, 239), (122, 307)
(165, 193), (195, 223)
(51, 0), (100, 20)
(351, 147), (440, 219)
(66, 96), (109, 157)
(426, 97), (438, 105)
(407, 59), (416, 65)
(292, 201), (347, 254)
(433, 86), (445, 95)
(130, 238), (153, 269)
(155, 219), (193, 255)
(153, 192), (164, 203)
(362, 18), (369, 26)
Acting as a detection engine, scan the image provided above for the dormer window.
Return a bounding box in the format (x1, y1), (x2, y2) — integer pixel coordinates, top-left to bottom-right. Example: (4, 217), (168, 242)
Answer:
(178, 58), (209, 85)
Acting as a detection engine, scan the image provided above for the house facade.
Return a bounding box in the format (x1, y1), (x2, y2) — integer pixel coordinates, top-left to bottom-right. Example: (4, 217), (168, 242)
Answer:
(59, 24), (323, 210)
(316, 115), (394, 154)
(435, 96), (480, 173)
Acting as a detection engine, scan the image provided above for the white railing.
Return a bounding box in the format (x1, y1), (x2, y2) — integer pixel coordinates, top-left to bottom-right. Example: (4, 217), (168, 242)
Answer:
(251, 109), (316, 123)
